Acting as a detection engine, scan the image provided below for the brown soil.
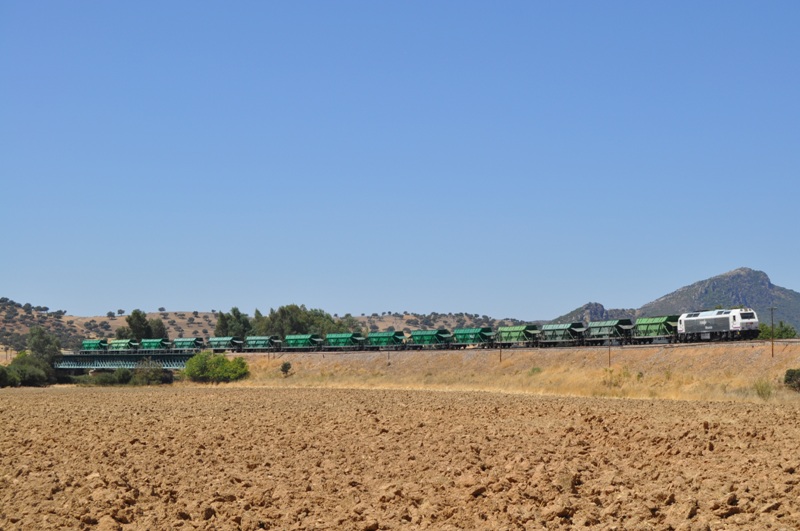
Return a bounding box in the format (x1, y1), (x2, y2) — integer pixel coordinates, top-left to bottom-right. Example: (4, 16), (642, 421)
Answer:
(3, 383), (800, 530)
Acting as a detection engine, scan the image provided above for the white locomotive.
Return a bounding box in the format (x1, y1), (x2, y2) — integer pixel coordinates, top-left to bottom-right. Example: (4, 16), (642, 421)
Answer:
(677, 308), (760, 341)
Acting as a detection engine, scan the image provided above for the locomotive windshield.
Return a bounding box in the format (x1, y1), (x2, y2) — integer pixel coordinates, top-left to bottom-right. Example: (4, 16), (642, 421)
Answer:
(740, 312), (756, 319)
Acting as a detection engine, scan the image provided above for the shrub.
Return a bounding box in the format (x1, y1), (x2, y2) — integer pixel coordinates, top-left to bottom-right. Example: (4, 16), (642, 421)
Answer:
(7, 352), (50, 387)
(79, 367), (151, 386)
(784, 369), (800, 392)
(114, 368), (132, 384)
(184, 352), (210, 381)
(280, 361), (292, 377)
(0, 365), (10, 387)
(754, 378), (774, 401)
(90, 371), (120, 386)
(131, 358), (169, 386)
(184, 351), (249, 383)
(6, 368), (20, 387)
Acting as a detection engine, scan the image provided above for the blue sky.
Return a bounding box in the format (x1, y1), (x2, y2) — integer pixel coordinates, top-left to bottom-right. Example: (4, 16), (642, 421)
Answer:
(2, 2), (798, 320)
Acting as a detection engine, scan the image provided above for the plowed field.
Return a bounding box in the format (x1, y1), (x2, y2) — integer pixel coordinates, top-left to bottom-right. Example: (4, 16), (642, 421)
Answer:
(3, 386), (800, 530)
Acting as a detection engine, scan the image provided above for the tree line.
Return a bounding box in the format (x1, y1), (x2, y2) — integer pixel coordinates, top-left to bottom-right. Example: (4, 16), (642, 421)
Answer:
(0, 326), (63, 387)
(214, 304), (363, 338)
(758, 321), (797, 340)
(114, 309), (169, 341)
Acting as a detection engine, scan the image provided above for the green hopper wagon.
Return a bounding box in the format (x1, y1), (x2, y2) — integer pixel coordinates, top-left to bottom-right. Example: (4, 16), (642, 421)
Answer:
(452, 328), (494, 348)
(80, 339), (108, 353)
(366, 331), (406, 350)
(539, 323), (585, 347)
(244, 336), (283, 352)
(632, 316), (679, 344)
(284, 334), (324, 351)
(173, 337), (205, 353)
(584, 319), (634, 346)
(108, 339), (139, 352)
(495, 325), (540, 348)
(139, 338), (172, 352)
(409, 329), (454, 350)
(208, 337), (244, 352)
(324, 332), (367, 351)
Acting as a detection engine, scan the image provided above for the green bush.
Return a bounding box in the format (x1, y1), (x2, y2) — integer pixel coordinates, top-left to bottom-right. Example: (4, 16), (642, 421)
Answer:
(280, 361), (292, 377)
(90, 372), (118, 386)
(185, 351), (249, 383)
(6, 368), (20, 387)
(87, 368), (134, 386)
(131, 358), (171, 386)
(784, 369), (800, 392)
(184, 351), (210, 381)
(115, 368), (133, 384)
(7, 353), (50, 387)
(0, 365), (10, 387)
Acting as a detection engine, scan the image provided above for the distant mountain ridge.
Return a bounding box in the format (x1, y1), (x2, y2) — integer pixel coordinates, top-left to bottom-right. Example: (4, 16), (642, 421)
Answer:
(551, 268), (800, 331)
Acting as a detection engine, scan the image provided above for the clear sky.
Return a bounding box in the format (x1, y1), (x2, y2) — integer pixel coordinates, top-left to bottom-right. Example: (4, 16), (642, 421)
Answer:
(2, 2), (798, 320)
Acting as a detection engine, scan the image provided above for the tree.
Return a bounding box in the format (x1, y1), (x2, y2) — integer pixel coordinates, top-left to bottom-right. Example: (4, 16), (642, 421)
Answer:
(214, 307), (252, 337)
(158, 307), (166, 312)
(117, 309), (125, 316)
(184, 352), (249, 383)
(7, 352), (49, 386)
(126, 309), (153, 342)
(759, 321), (797, 340)
(252, 304), (363, 337)
(149, 318), (169, 340)
(115, 326), (133, 340)
(107, 311), (115, 319)
(227, 307), (252, 337)
(337, 313), (364, 334)
(253, 304), (307, 337)
(215, 312), (230, 336)
(27, 326), (61, 368)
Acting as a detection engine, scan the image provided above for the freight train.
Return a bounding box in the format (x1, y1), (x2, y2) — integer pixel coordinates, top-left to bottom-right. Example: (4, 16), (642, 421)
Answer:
(76, 308), (760, 355)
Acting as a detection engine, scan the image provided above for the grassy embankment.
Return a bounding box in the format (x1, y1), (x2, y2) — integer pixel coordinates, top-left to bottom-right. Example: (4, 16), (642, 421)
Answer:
(232, 340), (800, 402)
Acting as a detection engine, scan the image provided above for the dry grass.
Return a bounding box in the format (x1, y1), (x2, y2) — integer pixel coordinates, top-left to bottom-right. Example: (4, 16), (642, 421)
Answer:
(229, 341), (800, 403)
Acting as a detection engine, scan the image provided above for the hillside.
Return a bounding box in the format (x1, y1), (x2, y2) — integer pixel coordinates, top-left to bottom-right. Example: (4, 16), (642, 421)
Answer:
(552, 268), (800, 332)
(353, 311), (526, 335)
(3, 267), (800, 353)
(0, 300), (525, 354)
(637, 267), (785, 320)
(0, 300), (221, 353)
(550, 302), (636, 324)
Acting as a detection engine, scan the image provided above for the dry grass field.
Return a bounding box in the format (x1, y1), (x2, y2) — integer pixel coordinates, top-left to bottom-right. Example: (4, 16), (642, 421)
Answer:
(3, 341), (800, 530)
(242, 341), (800, 402)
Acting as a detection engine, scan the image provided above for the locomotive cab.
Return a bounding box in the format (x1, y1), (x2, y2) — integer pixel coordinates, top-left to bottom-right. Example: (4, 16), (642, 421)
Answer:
(677, 308), (759, 341)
